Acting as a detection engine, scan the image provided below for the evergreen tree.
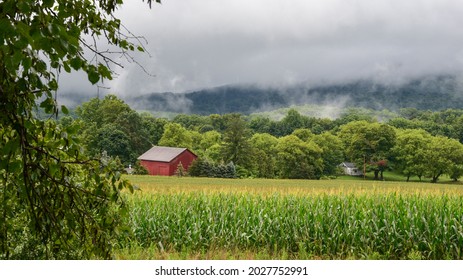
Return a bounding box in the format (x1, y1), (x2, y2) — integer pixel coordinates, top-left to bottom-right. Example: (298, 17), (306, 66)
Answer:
(221, 114), (252, 169)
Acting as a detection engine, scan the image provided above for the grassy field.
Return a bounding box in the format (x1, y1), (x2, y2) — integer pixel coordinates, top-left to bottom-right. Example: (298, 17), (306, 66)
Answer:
(116, 175), (463, 260)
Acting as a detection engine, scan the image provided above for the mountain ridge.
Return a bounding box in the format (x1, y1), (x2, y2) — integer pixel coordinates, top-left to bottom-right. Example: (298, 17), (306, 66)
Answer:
(127, 75), (463, 115)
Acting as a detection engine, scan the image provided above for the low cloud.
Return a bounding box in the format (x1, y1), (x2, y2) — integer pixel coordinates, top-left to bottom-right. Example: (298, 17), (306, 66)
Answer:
(57, 0), (463, 106)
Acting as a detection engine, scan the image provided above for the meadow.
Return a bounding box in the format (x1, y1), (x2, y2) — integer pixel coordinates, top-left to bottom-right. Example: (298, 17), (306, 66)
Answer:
(116, 175), (463, 260)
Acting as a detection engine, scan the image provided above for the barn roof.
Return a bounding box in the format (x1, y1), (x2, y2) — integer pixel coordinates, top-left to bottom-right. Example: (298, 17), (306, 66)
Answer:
(138, 146), (195, 163)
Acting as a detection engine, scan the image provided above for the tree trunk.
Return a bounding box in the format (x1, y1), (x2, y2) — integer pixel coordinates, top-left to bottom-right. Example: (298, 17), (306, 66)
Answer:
(406, 175), (410, 182)
(431, 172), (442, 183)
(374, 170), (379, 180)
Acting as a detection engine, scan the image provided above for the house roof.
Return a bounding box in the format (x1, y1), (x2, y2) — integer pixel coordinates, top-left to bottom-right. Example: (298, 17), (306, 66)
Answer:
(137, 146), (195, 163)
(341, 162), (357, 168)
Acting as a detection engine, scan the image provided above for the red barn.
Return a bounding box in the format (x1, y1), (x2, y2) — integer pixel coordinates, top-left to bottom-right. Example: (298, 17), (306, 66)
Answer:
(137, 146), (198, 176)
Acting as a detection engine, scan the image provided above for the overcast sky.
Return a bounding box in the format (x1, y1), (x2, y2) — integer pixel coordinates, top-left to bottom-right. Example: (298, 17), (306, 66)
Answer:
(59, 0), (463, 102)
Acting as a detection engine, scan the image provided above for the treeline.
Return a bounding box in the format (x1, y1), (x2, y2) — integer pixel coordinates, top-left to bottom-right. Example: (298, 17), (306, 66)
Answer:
(59, 95), (463, 182)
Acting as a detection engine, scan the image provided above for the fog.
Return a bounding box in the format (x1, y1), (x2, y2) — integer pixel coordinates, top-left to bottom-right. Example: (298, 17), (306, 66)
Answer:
(57, 0), (463, 107)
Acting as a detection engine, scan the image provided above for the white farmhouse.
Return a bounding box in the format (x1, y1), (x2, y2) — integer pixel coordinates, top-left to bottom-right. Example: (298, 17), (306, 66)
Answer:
(340, 162), (364, 176)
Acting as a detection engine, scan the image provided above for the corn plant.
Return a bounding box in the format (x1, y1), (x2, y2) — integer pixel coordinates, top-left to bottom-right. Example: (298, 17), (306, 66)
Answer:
(122, 192), (463, 259)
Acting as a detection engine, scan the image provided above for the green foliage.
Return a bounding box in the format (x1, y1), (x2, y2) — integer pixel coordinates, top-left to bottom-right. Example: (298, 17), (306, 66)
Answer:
(133, 161), (149, 175)
(292, 128), (314, 142)
(389, 108), (463, 140)
(92, 124), (133, 164)
(172, 114), (211, 131)
(221, 114), (253, 168)
(69, 98), (463, 183)
(276, 135), (323, 179)
(392, 129), (463, 183)
(279, 109), (308, 136)
(140, 112), (167, 145)
(76, 95), (151, 165)
(0, 0), (156, 259)
(312, 132), (345, 176)
(188, 158), (212, 177)
(158, 123), (193, 150)
(392, 129), (431, 181)
(425, 136), (463, 183)
(188, 159), (236, 178)
(249, 133), (278, 178)
(339, 121), (396, 180)
(199, 130), (222, 151)
(174, 162), (186, 177)
(249, 115), (279, 135)
(127, 191), (463, 259)
(196, 130), (222, 159)
(0, 120), (133, 259)
(449, 164), (463, 182)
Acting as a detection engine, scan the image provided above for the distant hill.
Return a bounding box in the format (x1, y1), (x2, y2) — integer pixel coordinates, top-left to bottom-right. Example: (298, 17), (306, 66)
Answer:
(128, 75), (463, 115)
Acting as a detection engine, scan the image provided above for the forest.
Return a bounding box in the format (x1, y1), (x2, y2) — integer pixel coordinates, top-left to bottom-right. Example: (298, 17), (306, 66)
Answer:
(58, 94), (463, 183)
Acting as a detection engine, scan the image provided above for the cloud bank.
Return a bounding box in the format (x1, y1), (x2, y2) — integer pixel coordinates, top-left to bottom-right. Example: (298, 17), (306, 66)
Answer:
(58, 0), (463, 103)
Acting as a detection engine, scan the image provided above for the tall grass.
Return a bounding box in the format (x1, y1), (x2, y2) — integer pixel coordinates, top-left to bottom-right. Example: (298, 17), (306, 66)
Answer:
(122, 191), (463, 259)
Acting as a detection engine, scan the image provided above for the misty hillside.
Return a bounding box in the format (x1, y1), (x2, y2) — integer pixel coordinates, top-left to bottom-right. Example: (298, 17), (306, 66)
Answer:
(128, 75), (463, 115)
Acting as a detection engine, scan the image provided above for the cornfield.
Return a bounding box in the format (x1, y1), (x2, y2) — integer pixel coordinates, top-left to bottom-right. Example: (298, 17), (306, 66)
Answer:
(121, 176), (463, 259)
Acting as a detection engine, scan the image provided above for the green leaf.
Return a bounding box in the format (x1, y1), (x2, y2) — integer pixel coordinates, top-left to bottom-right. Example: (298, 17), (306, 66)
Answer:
(88, 70), (100, 84)
(42, 0), (54, 8)
(98, 64), (112, 80)
(49, 79), (58, 90)
(70, 58), (83, 70)
(119, 39), (128, 49)
(11, 51), (23, 69)
(22, 57), (32, 71)
(63, 61), (71, 73)
(61, 105), (69, 115)
(17, 1), (32, 13)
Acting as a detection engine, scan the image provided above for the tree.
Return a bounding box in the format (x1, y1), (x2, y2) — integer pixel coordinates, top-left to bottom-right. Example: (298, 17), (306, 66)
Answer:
(158, 123), (193, 150)
(221, 114), (253, 168)
(292, 128), (314, 142)
(91, 124), (133, 165)
(77, 95), (151, 165)
(278, 109), (308, 136)
(77, 95), (132, 127)
(338, 121), (396, 180)
(248, 115), (283, 136)
(276, 135), (323, 179)
(1, 0), (158, 259)
(449, 164), (463, 182)
(425, 136), (463, 183)
(140, 112), (168, 145)
(188, 158), (236, 178)
(391, 129), (431, 181)
(209, 114), (227, 132)
(249, 133), (278, 178)
(174, 162), (186, 177)
(312, 132), (345, 176)
(173, 114), (210, 131)
(334, 108), (375, 127)
(198, 130), (222, 159)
